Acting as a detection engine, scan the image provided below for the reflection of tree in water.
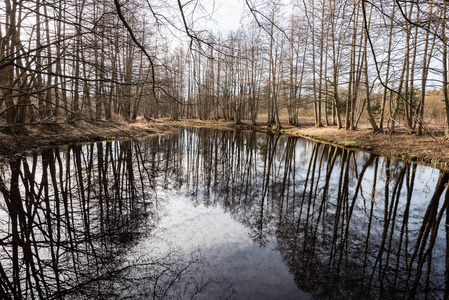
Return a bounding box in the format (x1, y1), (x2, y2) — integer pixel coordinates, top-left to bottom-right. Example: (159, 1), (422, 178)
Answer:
(157, 128), (449, 299)
(0, 140), (218, 299)
(1, 127), (448, 299)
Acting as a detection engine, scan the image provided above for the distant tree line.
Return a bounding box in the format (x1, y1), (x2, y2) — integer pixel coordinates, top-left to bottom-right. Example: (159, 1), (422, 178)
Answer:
(1, 0), (449, 135)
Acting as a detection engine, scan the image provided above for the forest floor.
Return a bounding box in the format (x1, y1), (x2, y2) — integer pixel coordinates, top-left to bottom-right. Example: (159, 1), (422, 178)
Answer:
(1, 117), (449, 170)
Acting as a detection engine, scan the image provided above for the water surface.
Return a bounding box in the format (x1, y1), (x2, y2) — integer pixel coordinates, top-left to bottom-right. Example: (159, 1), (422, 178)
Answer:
(0, 128), (447, 299)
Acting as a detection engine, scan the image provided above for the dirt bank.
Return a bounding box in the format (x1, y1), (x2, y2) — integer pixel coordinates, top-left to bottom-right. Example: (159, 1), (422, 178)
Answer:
(1, 118), (449, 170)
(167, 118), (449, 170)
(283, 125), (449, 169)
(0, 119), (176, 160)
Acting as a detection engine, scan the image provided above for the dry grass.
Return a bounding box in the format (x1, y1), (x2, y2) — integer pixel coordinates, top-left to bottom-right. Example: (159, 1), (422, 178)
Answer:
(0, 119), (174, 158)
(282, 119), (449, 170)
(1, 116), (449, 170)
(169, 116), (449, 169)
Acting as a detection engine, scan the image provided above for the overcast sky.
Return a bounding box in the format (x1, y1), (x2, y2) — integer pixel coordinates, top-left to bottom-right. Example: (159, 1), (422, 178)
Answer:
(203, 0), (246, 33)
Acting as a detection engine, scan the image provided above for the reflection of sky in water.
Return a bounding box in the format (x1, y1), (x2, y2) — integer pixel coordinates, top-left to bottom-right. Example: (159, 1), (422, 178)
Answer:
(129, 193), (311, 300)
(1, 128), (447, 299)
(137, 130), (446, 298)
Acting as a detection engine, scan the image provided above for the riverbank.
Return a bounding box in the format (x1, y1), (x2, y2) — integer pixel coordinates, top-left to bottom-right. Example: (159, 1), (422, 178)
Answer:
(283, 124), (449, 170)
(0, 119), (175, 160)
(167, 118), (449, 170)
(1, 118), (448, 170)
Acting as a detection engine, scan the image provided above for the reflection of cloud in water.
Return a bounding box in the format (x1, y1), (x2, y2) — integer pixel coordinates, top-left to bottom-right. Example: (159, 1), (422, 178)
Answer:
(2, 128), (446, 299)
(127, 194), (311, 299)
(120, 245), (225, 299)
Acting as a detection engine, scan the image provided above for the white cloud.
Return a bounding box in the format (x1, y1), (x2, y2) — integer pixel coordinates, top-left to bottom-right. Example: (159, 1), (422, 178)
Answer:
(203, 0), (245, 33)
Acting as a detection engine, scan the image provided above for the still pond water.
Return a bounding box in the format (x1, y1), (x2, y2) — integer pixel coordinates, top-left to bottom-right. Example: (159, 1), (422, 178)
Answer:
(0, 128), (448, 299)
